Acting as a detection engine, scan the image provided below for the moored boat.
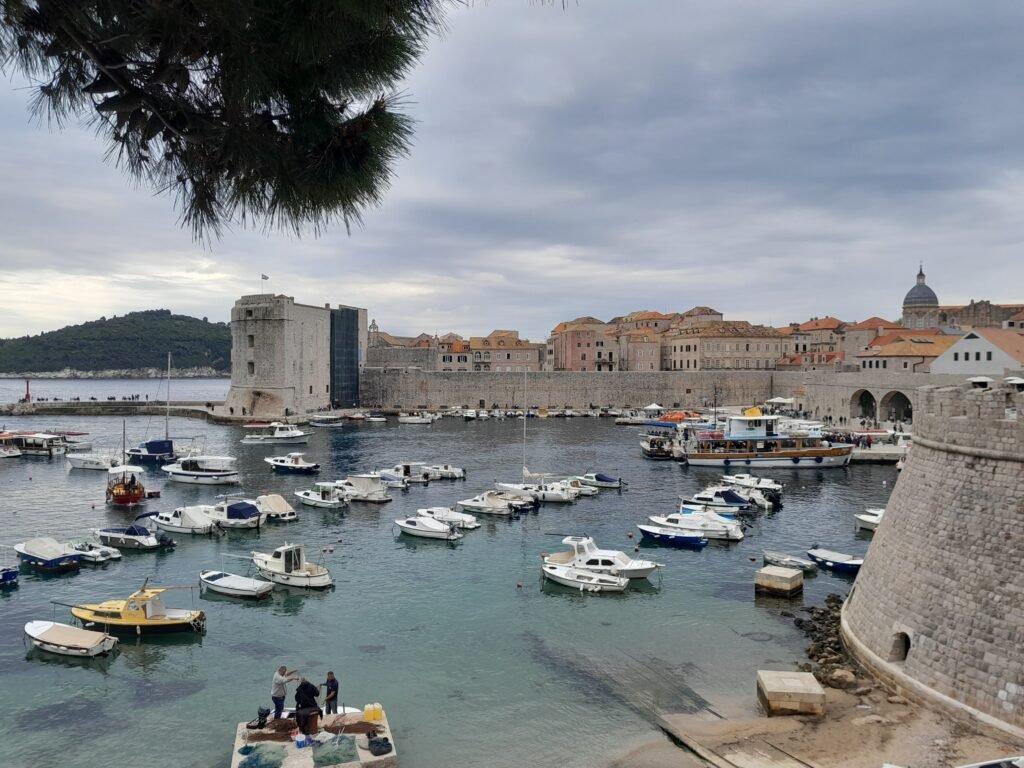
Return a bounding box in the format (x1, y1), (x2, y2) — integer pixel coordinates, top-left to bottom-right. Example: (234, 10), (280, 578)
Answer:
(264, 453), (320, 474)
(66, 540), (122, 564)
(335, 474), (391, 503)
(640, 430), (674, 460)
(555, 478), (599, 497)
(636, 524), (708, 548)
(106, 465), (147, 507)
(578, 472), (624, 489)
(199, 570), (273, 599)
(416, 507), (480, 530)
(255, 493), (299, 522)
(13, 537), (81, 573)
(0, 432), (23, 458)
(394, 516), (463, 541)
(24, 621), (118, 657)
(762, 550), (818, 572)
(162, 455), (239, 485)
(854, 508), (885, 533)
(153, 506), (216, 535)
(398, 412), (433, 424)
(241, 422), (312, 445)
(97, 516), (176, 551)
(457, 490), (534, 515)
(377, 462), (432, 483)
(251, 543), (333, 589)
(648, 510), (744, 541)
(680, 487), (752, 511)
(541, 563), (629, 593)
(721, 473), (784, 493)
(366, 412), (388, 423)
(207, 499), (267, 529)
(295, 482), (349, 509)
(309, 415), (346, 428)
(806, 547), (863, 573)
(1, 565), (19, 587)
(494, 481), (577, 503)
(427, 463), (465, 479)
(71, 584), (206, 635)
(543, 536), (662, 579)
(67, 453), (121, 471)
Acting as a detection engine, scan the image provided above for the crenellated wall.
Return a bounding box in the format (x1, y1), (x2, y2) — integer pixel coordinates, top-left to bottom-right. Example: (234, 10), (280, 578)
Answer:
(842, 383), (1024, 740)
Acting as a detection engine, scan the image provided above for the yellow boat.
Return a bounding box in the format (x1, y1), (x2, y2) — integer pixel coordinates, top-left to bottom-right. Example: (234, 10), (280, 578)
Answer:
(71, 583), (206, 636)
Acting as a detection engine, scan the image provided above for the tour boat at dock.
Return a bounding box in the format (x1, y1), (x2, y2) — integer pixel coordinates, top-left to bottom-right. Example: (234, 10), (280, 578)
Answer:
(5, 432), (67, 457)
(676, 411), (852, 468)
(241, 422), (312, 445)
(71, 584), (206, 635)
(639, 429), (674, 460)
(24, 621), (118, 657)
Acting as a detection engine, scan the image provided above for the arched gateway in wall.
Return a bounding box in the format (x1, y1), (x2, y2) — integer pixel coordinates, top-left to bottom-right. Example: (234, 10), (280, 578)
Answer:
(879, 390), (913, 422)
(850, 389), (876, 420)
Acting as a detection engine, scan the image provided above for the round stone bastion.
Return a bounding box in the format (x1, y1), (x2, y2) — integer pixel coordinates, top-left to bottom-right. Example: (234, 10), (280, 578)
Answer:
(842, 382), (1024, 741)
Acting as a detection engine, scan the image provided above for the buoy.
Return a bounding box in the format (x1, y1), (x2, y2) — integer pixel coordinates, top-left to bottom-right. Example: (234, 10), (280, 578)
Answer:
(627, 532), (634, 539)
(634, 546), (640, 553)
(516, 582), (523, 589)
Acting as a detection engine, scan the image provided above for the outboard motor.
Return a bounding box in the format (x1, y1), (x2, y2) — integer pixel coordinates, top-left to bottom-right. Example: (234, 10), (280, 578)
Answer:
(246, 706), (271, 730)
(764, 490), (782, 509)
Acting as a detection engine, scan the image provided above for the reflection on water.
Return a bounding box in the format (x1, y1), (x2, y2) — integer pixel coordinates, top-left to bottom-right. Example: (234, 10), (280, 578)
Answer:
(0, 414), (895, 768)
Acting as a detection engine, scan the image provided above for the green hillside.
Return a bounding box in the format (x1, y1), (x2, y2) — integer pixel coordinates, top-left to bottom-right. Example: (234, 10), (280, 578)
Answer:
(0, 310), (231, 373)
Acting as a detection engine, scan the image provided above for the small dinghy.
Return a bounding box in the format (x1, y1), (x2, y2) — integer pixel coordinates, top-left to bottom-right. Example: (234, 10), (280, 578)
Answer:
(854, 508), (885, 533)
(394, 516), (463, 541)
(199, 570), (273, 599)
(264, 453), (321, 474)
(97, 515), (176, 551)
(541, 563), (629, 593)
(543, 536), (662, 579)
(295, 482), (348, 509)
(806, 547), (864, 573)
(1, 566), (18, 588)
(416, 507), (480, 530)
(256, 494), (298, 523)
(578, 472), (624, 490)
(636, 524), (708, 548)
(66, 540), (122, 564)
(24, 620), (118, 657)
(14, 538), (82, 573)
(762, 550), (818, 572)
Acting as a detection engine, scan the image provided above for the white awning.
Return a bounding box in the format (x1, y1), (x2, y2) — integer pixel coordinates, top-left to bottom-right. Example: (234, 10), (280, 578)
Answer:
(765, 397), (795, 404)
(643, 403), (663, 410)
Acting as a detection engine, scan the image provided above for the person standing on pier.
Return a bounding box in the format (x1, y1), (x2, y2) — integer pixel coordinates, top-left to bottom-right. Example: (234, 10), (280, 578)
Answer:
(271, 665), (299, 720)
(321, 671), (339, 715)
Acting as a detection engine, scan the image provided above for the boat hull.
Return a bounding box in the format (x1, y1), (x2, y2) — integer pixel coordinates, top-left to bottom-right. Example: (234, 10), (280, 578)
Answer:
(684, 450), (853, 469)
(637, 525), (708, 548)
(164, 471), (240, 485)
(16, 554), (80, 573)
(200, 571), (273, 599)
(295, 492), (346, 509)
(394, 520), (462, 540)
(153, 521), (213, 535)
(806, 551), (862, 573)
(24, 622), (118, 657)
(255, 568), (333, 589)
(541, 566), (628, 593)
(72, 615), (205, 635)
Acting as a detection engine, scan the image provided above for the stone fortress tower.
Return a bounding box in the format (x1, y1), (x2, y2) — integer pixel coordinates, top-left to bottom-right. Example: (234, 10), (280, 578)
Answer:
(842, 380), (1024, 740)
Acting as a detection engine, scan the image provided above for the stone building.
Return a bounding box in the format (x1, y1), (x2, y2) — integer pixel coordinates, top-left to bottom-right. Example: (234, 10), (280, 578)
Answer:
(840, 317), (904, 360)
(930, 327), (1024, 375)
(900, 265), (1024, 330)
(856, 333), (958, 373)
(546, 316), (609, 371)
(467, 331), (544, 372)
(843, 382), (1024, 740)
(224, 294), (367, 418)
(660, 320), (788, 371)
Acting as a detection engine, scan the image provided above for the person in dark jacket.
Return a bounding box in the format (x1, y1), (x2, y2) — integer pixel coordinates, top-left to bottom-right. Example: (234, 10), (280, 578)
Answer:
(294, 678), (321, 734)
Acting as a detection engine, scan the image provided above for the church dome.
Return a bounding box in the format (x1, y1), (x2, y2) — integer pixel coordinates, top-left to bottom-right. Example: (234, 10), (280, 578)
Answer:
(903, 266), (938, 307)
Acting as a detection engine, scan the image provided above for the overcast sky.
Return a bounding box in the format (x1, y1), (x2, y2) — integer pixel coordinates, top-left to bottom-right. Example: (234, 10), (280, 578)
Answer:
(1, 1), (1022, 340)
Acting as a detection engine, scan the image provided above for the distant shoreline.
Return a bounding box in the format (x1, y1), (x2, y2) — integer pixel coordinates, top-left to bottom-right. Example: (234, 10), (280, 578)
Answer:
(0, 368), (229, 380)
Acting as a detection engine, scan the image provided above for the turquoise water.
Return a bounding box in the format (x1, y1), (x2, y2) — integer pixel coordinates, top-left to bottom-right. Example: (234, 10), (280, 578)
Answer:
(0, 414), (893, 768)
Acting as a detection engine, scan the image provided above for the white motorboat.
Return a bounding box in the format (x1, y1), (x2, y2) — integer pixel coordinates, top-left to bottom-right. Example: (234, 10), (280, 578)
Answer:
(336, 474), (391, 503)
(365, 412), (388, 423)
(578, 472), (624, 489)
(427, 463), (466, 479)
(720, 473), (784, 493)
(398, 412), (433, 425)
(251, 543), (333, 589)
(66, 453), (121, 471)
(375, 472), (409, 489)
(649, 510), (744, 541)
(264, 453), (320, 474)
(153, 506), (216, 535)
(556, 478), (599, 497)
(378, 462), (432, 483)
(854, 508), (885, 533)
(762, 550), (818, 572)
(394, 516), (463, 541)
(240, 422), (312, 445)
(806, 547), (863, 574)
(495, 481), (577, 503)
(728, 485), (782, 510)
(162, 455), (239, 485)
(24, 621), (118, 657)
(207, 499), (267, 529)
(65, 540), (122, 564)
(681, 487), (752, 510)
(256, 494), (299, 522)
(416, 507), (481, 530)
(295, 483), (349, 509)
(541, 563), (629, 593)
(309, 415), (346, 428)
(96, 517), (176, 550)
(462, 409), (478, 421)
(457, 490), (532, 515)
(13, 537), (82, 572)
(543, 536), (662, 580)
(199, 570), (273, 599)
(0, 433), (23, 458)
(347, 412), (367, 421)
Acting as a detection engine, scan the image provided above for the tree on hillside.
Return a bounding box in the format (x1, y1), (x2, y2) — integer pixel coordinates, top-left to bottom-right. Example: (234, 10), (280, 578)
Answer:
(0, 1), (447, 238)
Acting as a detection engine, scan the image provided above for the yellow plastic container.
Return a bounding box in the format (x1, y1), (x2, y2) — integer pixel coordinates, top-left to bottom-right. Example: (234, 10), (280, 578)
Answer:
(374, 703), (384, 721)
(363, 703), (373, 720)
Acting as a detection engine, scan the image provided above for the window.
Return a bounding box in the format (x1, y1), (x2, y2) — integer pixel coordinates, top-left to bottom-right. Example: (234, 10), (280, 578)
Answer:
(903, 362), (908, 369)
(882, 360), (887, 369)
(581, 353), (586, 361)
(457, 355), (467, 363)
(953, 352), (958, 361)
(975, 352), (981, 361)
(987, 351), (992, 360)
(247, 334), (255, 348)
(247, 362), (255, 375)
(326, 385), (330, 393)
(309, 385), (313, 394)
(245, 309), (253, 318)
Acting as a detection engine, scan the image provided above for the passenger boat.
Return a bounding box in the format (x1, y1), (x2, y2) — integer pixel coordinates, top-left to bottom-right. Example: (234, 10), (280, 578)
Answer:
(241, 422), (312, 445)
(578, 472), (624, 489)
(416, 507), (481, 530)
(309, 415), (346, 428)
(264, 453), (321, 474)
(394, 516), (463, 541)
(806, 548), (864, 573)
(13, 538), (81, 573)
(541, 563), (629, 593)
(251, 543), (333, 589)
(207, 499), (266, 529)
(71, 584), (206, 634)
(427, 463), (465, 479)
(720, 473), (784, 493)
(854, 508), (885, 533)
(199, 570), (273, 599)
(0, 432), (23, 458)
(377, 462), (432, 483)
(256, 494), (298, 522)
(335, 474), (391, 503)
(106, 465), (147, 507)
(397, 412), (433, 425)
(457, 490), (533, 515)
(6, 432), (67, 456)
(494, 481), (577, 503)
(677, 411), (853, 468)
(153, 506), (215, 535)
(639, 430), (674, 460)
(648, 510), (744, 541)
(66, 540), (122, 564)
(24, 621), (118, 657)
(543, 536), (662, 580)
(66, 453), (120, 471)
(636, 524), (708, 548)
(762, 550), (818, 572)
(295, 482), (348, 509)
(97, 516), (176, 551)
(162, 455), (239, 484)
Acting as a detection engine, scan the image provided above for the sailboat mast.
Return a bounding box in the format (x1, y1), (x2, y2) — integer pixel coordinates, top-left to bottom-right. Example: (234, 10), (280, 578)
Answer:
(523, 368), (527, 473)
(165, 352), (171, 440)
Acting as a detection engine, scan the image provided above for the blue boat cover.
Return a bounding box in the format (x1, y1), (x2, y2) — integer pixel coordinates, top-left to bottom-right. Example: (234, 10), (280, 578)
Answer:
(595, 473), (617, 483)
(143, 439), (174, 455)
(720, 489), (748, 505)
(227, 502), (260, 520)
(116, 525), (151, 536)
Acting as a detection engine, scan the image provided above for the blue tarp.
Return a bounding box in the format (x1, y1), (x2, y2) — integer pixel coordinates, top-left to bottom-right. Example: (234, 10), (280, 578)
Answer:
(226, 502), (260, 520)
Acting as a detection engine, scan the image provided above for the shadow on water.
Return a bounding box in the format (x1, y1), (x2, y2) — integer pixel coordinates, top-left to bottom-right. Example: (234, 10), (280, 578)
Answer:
(14, 698), (116, 737)
(24, 647), (117, 674)
(131, 677), (206, 706)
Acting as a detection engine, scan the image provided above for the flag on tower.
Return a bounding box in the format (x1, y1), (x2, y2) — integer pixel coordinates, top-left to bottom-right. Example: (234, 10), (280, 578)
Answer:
(261, 274), (269, 280)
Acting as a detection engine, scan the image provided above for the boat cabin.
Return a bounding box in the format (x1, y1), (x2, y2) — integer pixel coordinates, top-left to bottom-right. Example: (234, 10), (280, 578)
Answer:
(272, 544), (307, 573)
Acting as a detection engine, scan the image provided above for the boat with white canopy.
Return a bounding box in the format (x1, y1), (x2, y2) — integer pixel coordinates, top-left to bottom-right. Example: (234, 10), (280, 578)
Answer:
(543, 536), (662, 580)
(24, 621), (118, 657)
(457, 490), (534, 515)
(494, 481), (577, 503)
(335, 474), (391, 503)
(295, 482), (348, 509)
(14, 538), (81, 573)
(162, 455), (239, 485)
(153, 506), (216, 535)
(256, 494), (299, 522)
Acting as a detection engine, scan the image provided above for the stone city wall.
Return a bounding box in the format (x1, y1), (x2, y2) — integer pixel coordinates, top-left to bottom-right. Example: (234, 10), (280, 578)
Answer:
(842, 383), (1024, 739)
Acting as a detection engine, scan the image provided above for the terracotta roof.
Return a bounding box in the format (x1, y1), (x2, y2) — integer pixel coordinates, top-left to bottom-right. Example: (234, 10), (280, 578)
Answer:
(680, 306), (721, 317)
(775, 326), (795, 335)
(1010, 310), (1024, 322)
(798, 316), (845, 332)
(858, 336), (958, 358)
(664, 321), (783, 339)
(848, 317), (901, 331)
(869, 329), (943, 348)
(970, 328), (1024, 363)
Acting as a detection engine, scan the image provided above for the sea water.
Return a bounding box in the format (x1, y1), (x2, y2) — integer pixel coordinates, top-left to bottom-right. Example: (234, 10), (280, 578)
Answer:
(0, 413), (892, 768)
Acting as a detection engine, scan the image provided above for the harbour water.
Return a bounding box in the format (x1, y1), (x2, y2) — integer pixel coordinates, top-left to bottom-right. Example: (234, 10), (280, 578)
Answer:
(0, 413), (894, 768)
